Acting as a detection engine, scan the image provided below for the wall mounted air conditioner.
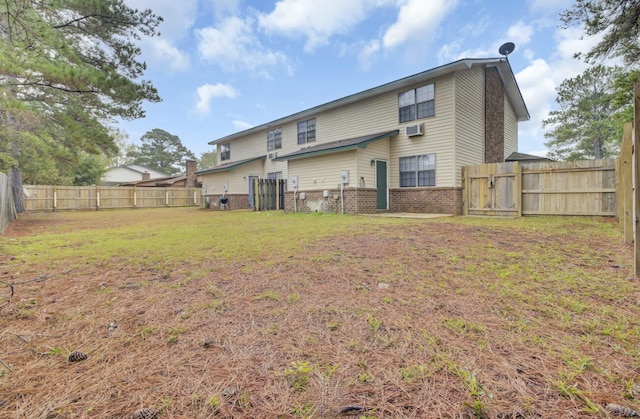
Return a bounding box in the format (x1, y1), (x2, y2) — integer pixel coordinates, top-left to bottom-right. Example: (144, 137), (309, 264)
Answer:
(268, 152), (277, 160)
(406, 124), (423, 137)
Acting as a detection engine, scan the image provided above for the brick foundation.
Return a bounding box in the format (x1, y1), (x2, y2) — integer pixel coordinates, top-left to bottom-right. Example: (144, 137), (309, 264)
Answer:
(283, 187), (461, 214)
(389, 187), (462, 214)
(284, 188), (379, 214)
(204, 194), (249, 210)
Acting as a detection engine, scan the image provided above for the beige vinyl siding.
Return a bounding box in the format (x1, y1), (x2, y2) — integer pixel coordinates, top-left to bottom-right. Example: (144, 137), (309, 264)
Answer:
(356, 139), (391, 189)
(221, 131), (265, 164)
(272, 90), (397, 164)
(390, 75), (456, 188)
(288, 151), (357, 191)
(201, 160), (264, 195)
(504, 94), (518, 158)
(453, 66), (485, 186)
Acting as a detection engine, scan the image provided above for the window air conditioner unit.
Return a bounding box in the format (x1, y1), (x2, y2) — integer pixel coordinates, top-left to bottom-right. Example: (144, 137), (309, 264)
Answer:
(268, 152), (277, 160)
(406, 124), (423, 137)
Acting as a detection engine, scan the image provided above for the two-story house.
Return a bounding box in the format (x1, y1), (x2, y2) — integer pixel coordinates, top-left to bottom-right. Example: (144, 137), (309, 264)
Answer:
(196, 57), (529, 214)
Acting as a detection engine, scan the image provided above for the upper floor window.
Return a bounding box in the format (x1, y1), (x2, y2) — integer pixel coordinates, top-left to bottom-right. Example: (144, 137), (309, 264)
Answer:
(399, 84), (435, 123)
(220, 143), (230, 161)
(297, 118), (316, 144)
(267, 128), (282, 151)
(399, 154), (436, 187)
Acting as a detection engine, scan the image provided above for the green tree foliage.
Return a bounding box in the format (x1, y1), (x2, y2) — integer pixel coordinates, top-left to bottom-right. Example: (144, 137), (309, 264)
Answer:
(0, 0), (162, 184)
(105, 129), (137, 169)
(73, 154), (107, 186)
(128, 129), (195, 174)
(198, 150), (217, 170)
(543, 65), (629, 161)
(561, 1), (640, 65)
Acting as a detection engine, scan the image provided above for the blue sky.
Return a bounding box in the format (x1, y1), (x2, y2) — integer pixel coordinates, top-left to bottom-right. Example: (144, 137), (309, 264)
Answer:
(119, 0), (600, 159)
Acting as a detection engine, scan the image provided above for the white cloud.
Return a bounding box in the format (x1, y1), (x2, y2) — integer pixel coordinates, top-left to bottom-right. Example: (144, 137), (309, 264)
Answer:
(232, 120), (254, 131)
(515, 27), (604, 154)
(382, 0), (459, 49)
(507, 21), (534, 46)
(196, 16), (290, 77)
(360, 0), (459, 67)
(122, 0), (194, 72)
(208, 0), (241, 18)
(258, 0), (377, 52)
(358, 39), (381, 71)
(195, 83), (238, 114)
(148, 39), (190, 72)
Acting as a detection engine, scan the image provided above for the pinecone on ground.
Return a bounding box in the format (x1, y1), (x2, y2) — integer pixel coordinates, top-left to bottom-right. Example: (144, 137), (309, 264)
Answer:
(132, 407), (158, 419)
(67, 350), (88, 363)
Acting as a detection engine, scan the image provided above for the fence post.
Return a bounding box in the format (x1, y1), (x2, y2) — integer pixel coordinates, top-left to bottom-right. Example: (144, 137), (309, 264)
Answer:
(165, 190), (169, 207)
(515, 162), (522, 217)
(96, 190), (101, 210)
(633, 83), (640, 277)
(461, 166), (468, 215)
(53, 188), (57, 212)
(619, 123), (633, 242)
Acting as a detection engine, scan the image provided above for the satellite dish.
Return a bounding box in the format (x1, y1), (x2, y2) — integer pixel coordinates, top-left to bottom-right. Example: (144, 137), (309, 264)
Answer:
(499, 42), (515, 57)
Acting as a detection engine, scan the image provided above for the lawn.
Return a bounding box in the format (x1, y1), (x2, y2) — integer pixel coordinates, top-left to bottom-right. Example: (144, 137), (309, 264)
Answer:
(0, 208), (638, 418)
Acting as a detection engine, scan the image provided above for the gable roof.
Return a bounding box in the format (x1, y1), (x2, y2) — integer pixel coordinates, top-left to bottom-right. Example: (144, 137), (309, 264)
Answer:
(275, 130), (399, 161)
(209, 57), (529, 146)
(195, 156), (265, 175)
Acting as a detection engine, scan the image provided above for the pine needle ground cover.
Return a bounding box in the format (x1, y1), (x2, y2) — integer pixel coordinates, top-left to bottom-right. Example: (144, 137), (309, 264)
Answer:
(0, 208), (637, 418)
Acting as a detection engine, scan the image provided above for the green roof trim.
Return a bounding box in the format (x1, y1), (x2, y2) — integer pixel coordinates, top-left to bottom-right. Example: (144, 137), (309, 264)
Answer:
(274, 130), (399, 162)
(195, 155), (265, 175)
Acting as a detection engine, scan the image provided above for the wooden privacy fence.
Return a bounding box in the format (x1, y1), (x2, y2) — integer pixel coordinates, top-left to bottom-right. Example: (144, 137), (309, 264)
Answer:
(463, 158), (617, 217)
(23, 186), (203, 212)
(252, 178), (285, 211)
(0, 172), (18, 233)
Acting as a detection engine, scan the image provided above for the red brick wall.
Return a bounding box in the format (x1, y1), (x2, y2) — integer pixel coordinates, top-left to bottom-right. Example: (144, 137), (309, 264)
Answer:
(485, 67), (505, 163)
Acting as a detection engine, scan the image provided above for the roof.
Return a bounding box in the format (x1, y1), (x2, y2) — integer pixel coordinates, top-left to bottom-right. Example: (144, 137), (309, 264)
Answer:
(195, 156), (265, 175)
(209, 57), (530, 146)
(119, 173), (184, 186)
(114, 164), (169, 176)
(274, 130), (399, 161)
(505, 152), (553, 162)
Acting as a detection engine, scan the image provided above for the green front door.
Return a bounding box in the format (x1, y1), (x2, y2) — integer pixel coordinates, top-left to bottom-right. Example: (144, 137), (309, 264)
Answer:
(375, 160), (387, 209)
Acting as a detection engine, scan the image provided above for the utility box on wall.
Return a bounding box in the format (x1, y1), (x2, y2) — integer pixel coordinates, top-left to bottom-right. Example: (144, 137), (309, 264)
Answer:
(340, 170), (349, 184)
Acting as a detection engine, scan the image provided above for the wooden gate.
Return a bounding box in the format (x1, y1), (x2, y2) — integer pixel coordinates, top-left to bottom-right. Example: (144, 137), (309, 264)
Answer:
(463, 162), (521, 217)
(253, 178), (285, 211)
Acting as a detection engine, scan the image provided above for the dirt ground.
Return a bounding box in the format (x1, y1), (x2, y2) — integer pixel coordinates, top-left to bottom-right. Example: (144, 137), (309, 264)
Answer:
(0, 211), (638, 418)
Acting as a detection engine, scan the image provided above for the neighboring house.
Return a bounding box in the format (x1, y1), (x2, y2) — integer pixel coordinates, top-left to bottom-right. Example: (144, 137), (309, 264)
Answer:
(505, 152), (553, 163)
(119, 160), (201, 188)
(102, 165), (169, 186)
(196, 57), (530, 214)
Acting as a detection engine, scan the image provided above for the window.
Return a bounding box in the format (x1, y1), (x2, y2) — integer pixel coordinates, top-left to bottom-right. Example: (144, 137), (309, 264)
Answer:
(267, 171), (282, 179)
(399, 154), (436, 187)
(220, 143), (230, 161)
(399, 84), (435, 123)
(267, 128), (282, 151)
(297, 118), (316, 144)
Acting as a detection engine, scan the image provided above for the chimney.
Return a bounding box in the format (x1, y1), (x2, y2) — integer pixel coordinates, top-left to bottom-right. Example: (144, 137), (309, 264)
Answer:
(186, 159), (197, 187)
(142, 171), (150, 181)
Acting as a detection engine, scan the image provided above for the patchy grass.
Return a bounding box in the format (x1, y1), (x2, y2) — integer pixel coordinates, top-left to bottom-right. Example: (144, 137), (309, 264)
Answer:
(0, 208), (638, 418)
